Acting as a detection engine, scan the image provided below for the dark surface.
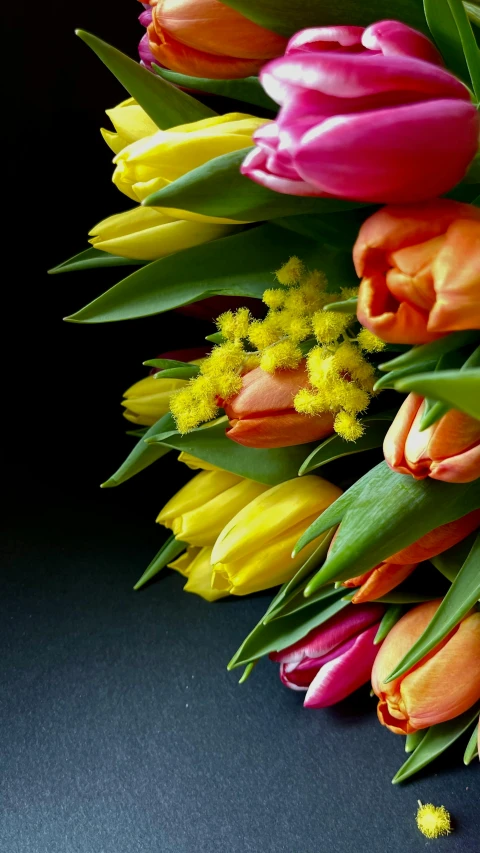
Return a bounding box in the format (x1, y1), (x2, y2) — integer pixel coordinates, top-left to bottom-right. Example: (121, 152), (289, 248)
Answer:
(6, 2), (479, 851)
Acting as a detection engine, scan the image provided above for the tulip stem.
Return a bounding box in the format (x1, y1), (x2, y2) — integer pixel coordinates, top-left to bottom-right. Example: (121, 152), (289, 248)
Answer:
(447, 0), (480, 102)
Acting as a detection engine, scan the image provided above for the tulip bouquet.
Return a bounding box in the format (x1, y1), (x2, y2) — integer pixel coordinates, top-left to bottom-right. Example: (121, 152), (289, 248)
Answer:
(53, 0), (480, 789)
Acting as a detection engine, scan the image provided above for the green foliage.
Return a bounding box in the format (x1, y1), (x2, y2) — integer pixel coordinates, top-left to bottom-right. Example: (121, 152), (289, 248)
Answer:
(49, 247), (146, 274)
(133, 535), (187, 590)
(152, 67), (277, 111)
(395, 369), (480, 420)
(101, 413), (174, 488)
(374, 606), (404, 644)
(298, 415), (393, 475)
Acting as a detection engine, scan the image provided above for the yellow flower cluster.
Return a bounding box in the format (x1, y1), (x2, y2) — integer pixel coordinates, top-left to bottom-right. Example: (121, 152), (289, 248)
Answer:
(169, 257), (382, 439)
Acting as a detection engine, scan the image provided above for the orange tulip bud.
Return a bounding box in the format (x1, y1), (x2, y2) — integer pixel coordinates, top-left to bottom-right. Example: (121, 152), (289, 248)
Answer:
(343, 511), (480, 603)
(384, 393), (480, 483)
(222, 362), (334, 448)
(354, 199), (480, 344)
(145, 0), (287, 79)
(372, 601), (480, 733)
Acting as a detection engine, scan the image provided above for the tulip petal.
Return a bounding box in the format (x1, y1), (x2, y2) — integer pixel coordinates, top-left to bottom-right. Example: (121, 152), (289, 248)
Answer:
(362, 20), (443, 64)
(383, 393), (423, 471)
(304, 624), (380, 707)
(351, 562), (418, 603)
(226, 411), (334, 448)
(286, 26), (364, 56)
(388, 510), (480, 563)
(429, 219), (480, 333)
(357, 275), (438, 345)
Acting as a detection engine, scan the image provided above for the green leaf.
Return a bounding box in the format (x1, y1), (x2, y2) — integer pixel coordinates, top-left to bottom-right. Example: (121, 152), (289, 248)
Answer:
(218, 0), (428, 36)
(293, 463), (480, 593)
(65, 224), (355, 323)
(424, 0), (472, 84)
(298, 415), (393, 475)
(48, 247), (146, 274)
(373, 360), (437, 391)
(266, 584), (345, 623)
(379, 331), (480, 372)
(323, 297), (358, 314)
(448, 0), (480, 98)
(395, 369), (480, 420)
(133, 535), (186, 590)
(405, 730), (427, 753)
(75, 30), (216, 128)
(374, 605), (404, 644)
(143, 358), (196, 370)
(392, 704), (480, 783)
(274, 210), (369, 250)
(142, 147), (366, 222)
(464, 723), (479, 764)
(417, 346), (478, 430)
(431, 530), (478, 581)
(153, 66), (277, 111)
(385, 534), (480, 683)
(228, 595), (350, 669)
(374, 591), (437, 604)
(101, 413), (174, 488)
(238, 661), (258, 683)
(153, 366), (200, 380)
(465, 2), (480, 28)
(205, 332), (225, 344)
(148, 418), (316, 485)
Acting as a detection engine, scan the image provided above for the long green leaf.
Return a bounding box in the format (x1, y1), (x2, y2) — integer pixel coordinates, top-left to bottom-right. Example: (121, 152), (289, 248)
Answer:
(417, 347), (471, 430)
(101, 413), (174, 488)
(76, 30), (215, 127)
(153, 67), (277, 111)
(373, 360), (437, 391)
(293, 464), (480, 593)
(447, 0), (480, 98)
(405, 730), (427, 753)
(153, 366), (200, 380)
(379, 331), (479, 372)
(374, 605), (404, 644)
(65, 224), (354, 323)
(298, 416), (393, 475)
(424, 0), (472, 83)
(148, 418), (316, 485)
(386, 534), (480, 682)
(218, 0), (427, 35)
(48, 247), (146, 274)
(463, 723), (479, 764)
(133, 535), (186, 590)
(395, 369), (480, 420)
(392, 704), (480, 783)
(431, 530), (478, 580)
(142, 147), (365, 221)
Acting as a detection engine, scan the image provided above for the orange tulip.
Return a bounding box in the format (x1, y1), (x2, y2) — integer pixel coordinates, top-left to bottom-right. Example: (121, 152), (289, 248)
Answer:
(384, 393), (480, 483)
(372, 600), (480, 733)
(354, 199), (480, 344)
(343, 511), (480, 603)
(222, 362), (334, 448)
(143, 0), (287, 79)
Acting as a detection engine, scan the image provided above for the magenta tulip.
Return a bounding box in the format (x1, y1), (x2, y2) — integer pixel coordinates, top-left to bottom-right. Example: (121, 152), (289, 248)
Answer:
(270, 604), (384, 707)
(138, 7), (157, 68)
(241, 20), (478, 204)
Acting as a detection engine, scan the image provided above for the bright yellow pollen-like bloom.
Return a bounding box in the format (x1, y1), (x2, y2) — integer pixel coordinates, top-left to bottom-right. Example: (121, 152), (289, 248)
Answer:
(248, 317), (282, 349)
(357, 328), (387, 352)
(262, 288), (286, 309)
(170, 375), (218, 433)
(293, 388), (328, 415)
(260, 340), (303, 373)
(312, 310), (354, 344)
(416, 803), (451, 839)
(216, 308), (251, 341)
(340, 286), (360, 300)
(335, 381), (370, 415)
(275, 256), (305, 286)
(334, 411), (365, 441)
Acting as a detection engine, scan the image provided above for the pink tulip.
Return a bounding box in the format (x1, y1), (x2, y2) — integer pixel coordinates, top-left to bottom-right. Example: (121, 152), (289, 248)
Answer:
(138, 7), (157, 69)
(270, 604), (384, 707)
(241, 20), (478, 204)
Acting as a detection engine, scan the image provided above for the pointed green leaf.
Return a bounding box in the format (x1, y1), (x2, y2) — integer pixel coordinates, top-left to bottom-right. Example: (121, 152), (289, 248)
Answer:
(379, 331), (479, 372)
(373, 360), (437, 391)
(238, 661), (258, 683)
(143, 358), (196, 370)
(295, 464), (480, 594)
(386, 534), (480, 683)
(298, 416), (393, 475)
(431, 530), (478, 581)
(463, 723), (479, 764)
(65, 224), (354, 323)
(424, 0), (472, 84)
(133, 535), (186, 590)
(266, 584), (345, 623)
(274, 209), (369, 249)
(374, 591), (437, 604)
(142, 147), (365, 221)
(153, 66), (277, 111)
(405, 730), (427, 753)
(148, 418), (316, 485)
(417, 346), (479, 429)
(76, 30), (216, 127)
(392, 704), (480, 783)
(101, 412), (174, 488)
(395, 369), (480, 420)
(153, 366), (200, 380)
(323, 297), (358, 314)
(374, 605), (404, 644)
(205, 332), (224, 344)
(48, 247), (146, 274)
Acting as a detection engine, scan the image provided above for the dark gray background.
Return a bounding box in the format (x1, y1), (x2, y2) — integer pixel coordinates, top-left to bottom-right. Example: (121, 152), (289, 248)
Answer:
(5, 2), (479, 851)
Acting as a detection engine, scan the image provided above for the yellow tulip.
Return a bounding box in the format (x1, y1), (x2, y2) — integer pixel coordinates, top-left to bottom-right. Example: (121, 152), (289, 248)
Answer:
(211, 476), (342, 595)
(122, 361), (204, 426)
(88, 205), (234, 261)
(168, 546), (226, 602)
(101, 97), (159, 155)
(109, 111), (266, 224)
(157, 468), (269, 547)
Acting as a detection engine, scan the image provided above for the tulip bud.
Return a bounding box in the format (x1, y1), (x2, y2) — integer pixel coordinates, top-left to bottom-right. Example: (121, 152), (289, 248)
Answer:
(100, 97), (159, 155)
(168, 546), (226, 601)
(122, 350), (207, 426)
(211, 476), (342, 595)
(157, 469), (269, 547)
(372, 601), (480, 733)
(223, 362), (334, 449)
(141, 0), (287, 79)
(242, 22), (478, 203)
(270, 604), (384, 707)
(384, 393), (480, 483)
(355, 200), (480, 344)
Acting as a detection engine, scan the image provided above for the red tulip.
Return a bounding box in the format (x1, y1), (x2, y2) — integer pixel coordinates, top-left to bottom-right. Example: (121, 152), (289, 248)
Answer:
(355, 200), (480, 344)
(343, 511), (480, 603)
(140, 0), (287, 79)
(222, 362), (334, 448)
(372, 600), (480, 733)
(384, 393), (480, 483)
(270, 604), (384, 707)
